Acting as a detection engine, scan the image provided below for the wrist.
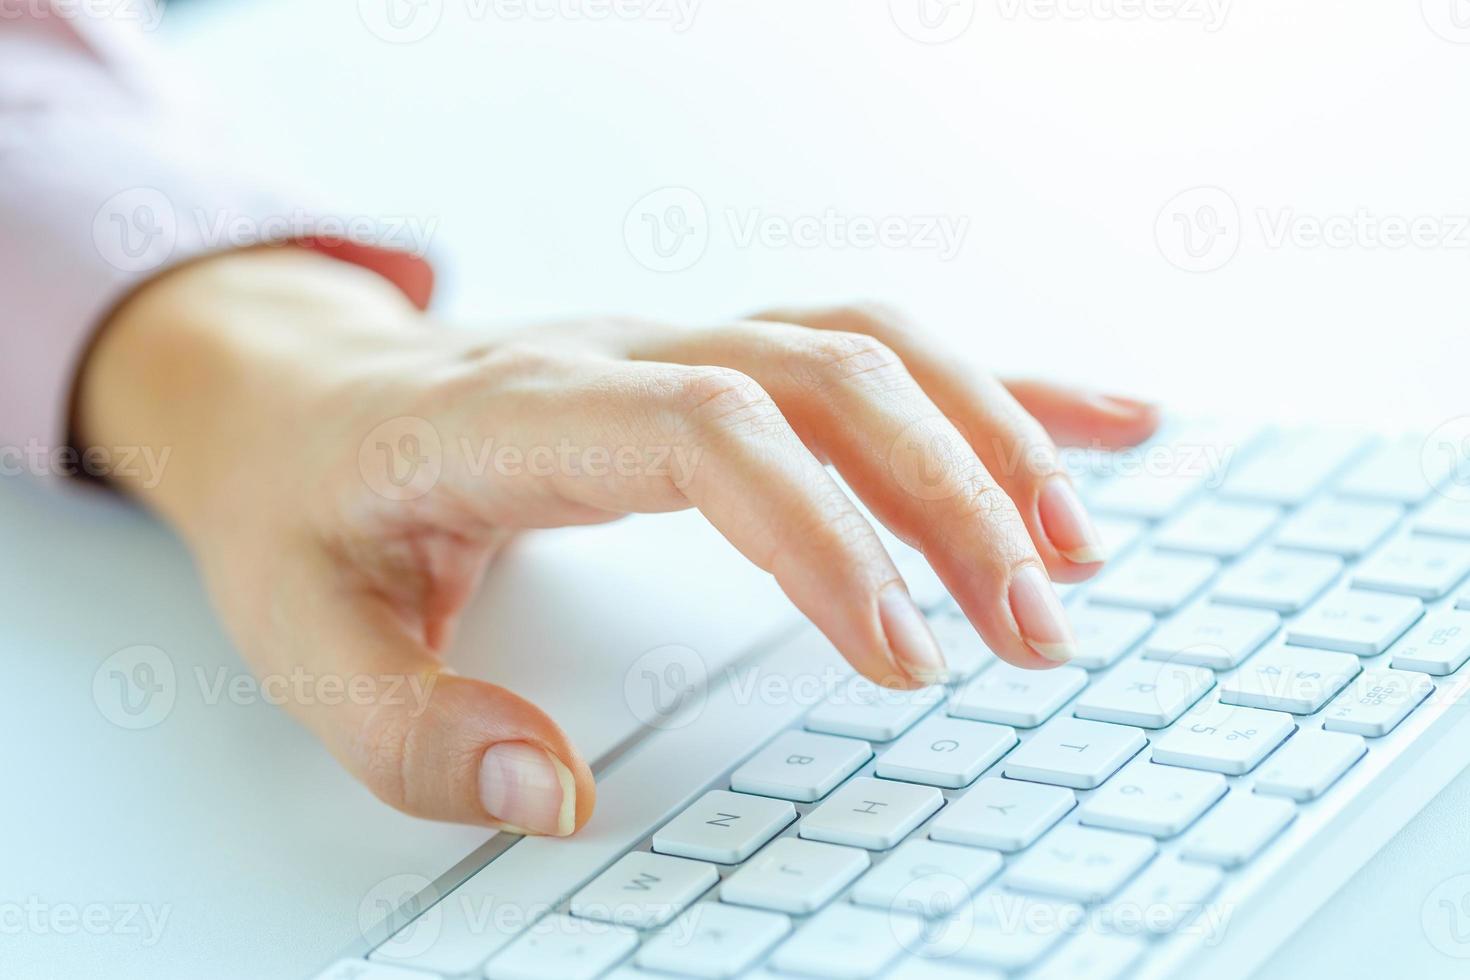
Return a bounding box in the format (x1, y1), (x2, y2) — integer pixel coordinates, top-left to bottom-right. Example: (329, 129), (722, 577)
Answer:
(74, 246), (429, 540)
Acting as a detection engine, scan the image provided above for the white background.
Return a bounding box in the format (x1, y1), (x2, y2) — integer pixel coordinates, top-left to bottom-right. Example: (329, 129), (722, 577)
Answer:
(4, 1), (1469, 978)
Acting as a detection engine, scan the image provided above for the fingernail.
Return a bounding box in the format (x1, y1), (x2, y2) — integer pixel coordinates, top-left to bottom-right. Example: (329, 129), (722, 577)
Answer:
(878, 584), (949, 685)
(1009, 565), (1077, 663)
(1039, 476), (1107, 565)
(479, 742), (576, 836)
(1093, 394), (1157, 418)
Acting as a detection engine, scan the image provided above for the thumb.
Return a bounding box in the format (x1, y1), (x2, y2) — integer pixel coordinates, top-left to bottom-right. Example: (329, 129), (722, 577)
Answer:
(274, 586), (595, 834)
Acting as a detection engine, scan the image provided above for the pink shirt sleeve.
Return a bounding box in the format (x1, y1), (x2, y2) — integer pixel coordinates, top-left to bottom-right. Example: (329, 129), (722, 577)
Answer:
(0, 3), (434, 471)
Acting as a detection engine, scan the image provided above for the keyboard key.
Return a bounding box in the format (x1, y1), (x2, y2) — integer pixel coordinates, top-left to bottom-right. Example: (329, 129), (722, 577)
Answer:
(1029, 933), (1148, 980)
(851, 839), (1002, 915)
(929, 890), (1082, 970)
(806, 677), (944, 742)
(1152, 699), (1295, 775)
(1068, 605), (1155, 670)
(927, 777), (1075, 851)
(1088, 470), (1206, 520)
(731, 731), (872, 803)
(1277, 497), (1403, 558)
(770, 903), (919, 979)
(1088, 551), (1220, 614)
(483, 915), (638, 980)
(1351, 533), (1470, 599)
(570, 852), (717, 929)
(1004, 824), (1157, 902)
(1218, 642), (1361, 714)
(1180, 791), (1295, 868)
(1094, 515), (1149, 560)
(1001, 717), (1146, 789)
(1253, 730), (1365, 801)
(948, 662), (1087, 728)
(1144, 603), (1279, 669)
(1322, 668), (1434, 736)
(1079, 760), (1226, 837)
(1390, 611), (1470, 675)
(876, 717), (1016, 788)
(1073, 659), (1215, 728)
(1212, 549), (1343, 614)
(1154, 499), (1280, 558)
(721, 837), (869, 914)
(1219, 429), (1368, 505)
(925, 613), (997, 681)
(799, 777), (944, 850)
(652, 790), (795, 864)
(636, 904), (789, 979)
(1416, 495), (1470, 540)
(1285, 589), (1423, 655)
(313, 962), (452, 980)
(1103, 857), (1222, 934)
(1336, 435), (1446, 504)
(884, 959), (992, 980)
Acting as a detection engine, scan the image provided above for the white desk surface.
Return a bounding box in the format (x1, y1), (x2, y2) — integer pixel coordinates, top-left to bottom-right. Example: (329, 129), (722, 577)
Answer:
(5, 2), (1469, 977)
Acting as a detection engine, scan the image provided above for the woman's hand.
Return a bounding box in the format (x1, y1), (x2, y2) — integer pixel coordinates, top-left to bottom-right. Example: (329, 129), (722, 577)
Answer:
(76, 246), (1157, 835)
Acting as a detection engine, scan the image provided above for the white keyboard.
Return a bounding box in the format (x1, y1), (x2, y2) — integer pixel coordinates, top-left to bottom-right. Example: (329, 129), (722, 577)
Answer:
(320, 422), (1470, 980)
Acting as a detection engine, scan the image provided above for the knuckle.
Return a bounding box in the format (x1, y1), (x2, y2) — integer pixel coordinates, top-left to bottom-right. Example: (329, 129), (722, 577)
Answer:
(951, 471), (1020, 527)
(671, 367), (785, 439)
(836, 299), (911, 337)
(453, 341), (566, 390)
(795, 330), (909, 393)
(351, 704), (418, 812)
